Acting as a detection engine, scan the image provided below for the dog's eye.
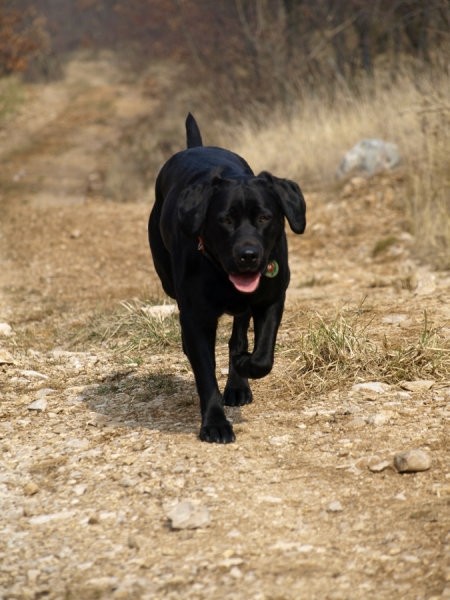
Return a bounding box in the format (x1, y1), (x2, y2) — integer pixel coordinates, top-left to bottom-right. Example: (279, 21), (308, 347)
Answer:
(257, 214), (272, 224)
(219, 215), (234, 227)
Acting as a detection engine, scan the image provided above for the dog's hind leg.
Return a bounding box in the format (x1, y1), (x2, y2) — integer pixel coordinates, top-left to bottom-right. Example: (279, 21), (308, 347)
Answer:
(224, 311), (253, 406)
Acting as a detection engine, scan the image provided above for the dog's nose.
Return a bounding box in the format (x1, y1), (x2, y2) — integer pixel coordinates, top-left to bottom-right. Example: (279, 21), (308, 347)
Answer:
(238, 247), (259, 268)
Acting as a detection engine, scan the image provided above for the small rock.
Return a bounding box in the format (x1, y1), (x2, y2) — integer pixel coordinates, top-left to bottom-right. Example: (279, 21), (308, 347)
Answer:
(327, 500), (343, 513)
(382, 314), (409, 325)
(73, 484), (87, 496)
(0, 349), (15, 364)
(258, 495), (283, 504)
(394, 449), (431, 473)
(0, 322), (13, 336)
(229, 566), (243, 579)
(400, 380), (435, 392)
(395, 492), (407, 501)
(36, 388), (55, 399)
(23, 482), (40, 496)
(368, 459), (392, 473)
(29, 510), (75, 525)
(166, 500), (210, 530)
(366, 412), (391, 426)
(20, 370), (48, 380)
(27, 398), (47, 411)
(269, 435), (291, 446)
(347, 417), (367, 429)
(83, 577), (118, 594)
(337, 138), (400, 178)
(352, 382), (390, 395)
(141, 304), (178, 320)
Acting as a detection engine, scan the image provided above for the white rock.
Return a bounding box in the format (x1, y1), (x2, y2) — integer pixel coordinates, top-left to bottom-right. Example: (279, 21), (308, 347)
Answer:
(366, 412), (391, 426)
(27, 398), (47, 411)
(0, 323), (13, 336)
(73, 484), (87, 496)
(394, 449), (431, 473)
(166, 500), (210, 530)
(337, 139), (400, 178)
(352, 382), (390, 394)
(141, 304), (178, 319)
(382, 314), (408, 325)
(400, 380), (435, 392)
(29, 510), (76, 525)
(258, 495), (283, 504)
(36, 388), (55, 399)
(269, 435), (291, 446)
(20, 370), (48, 380)
(0, 349), (15, 364)
(327, 500), (343, 512)
(368, 459), (392, 473)
(83, 577), (118, 594)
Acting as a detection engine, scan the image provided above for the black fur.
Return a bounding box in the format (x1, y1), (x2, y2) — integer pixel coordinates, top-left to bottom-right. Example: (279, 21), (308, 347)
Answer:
(148, 114), (306, 443)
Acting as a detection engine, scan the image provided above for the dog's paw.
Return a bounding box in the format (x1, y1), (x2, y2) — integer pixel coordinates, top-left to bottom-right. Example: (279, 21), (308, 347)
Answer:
(200, 420), (236, 444)
(223, 384), (253, 406)
(232, 352), (272, 379)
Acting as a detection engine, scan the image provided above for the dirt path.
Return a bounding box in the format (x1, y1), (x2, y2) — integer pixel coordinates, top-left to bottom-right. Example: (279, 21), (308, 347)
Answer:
(0, 57), (449, 600)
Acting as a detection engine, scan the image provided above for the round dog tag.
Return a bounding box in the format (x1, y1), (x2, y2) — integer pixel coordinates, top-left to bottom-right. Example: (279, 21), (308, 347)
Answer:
(264, 260), (279, 278)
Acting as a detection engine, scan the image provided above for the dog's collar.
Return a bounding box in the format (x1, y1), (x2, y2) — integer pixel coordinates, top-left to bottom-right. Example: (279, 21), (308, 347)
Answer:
(197, 236), (279, 278)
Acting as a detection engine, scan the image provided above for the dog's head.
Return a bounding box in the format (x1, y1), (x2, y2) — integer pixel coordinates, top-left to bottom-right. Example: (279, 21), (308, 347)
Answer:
(178, 171), (306, 293)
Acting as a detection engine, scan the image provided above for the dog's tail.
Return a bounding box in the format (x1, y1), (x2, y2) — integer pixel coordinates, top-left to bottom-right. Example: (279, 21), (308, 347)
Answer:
(186, 113), (203, 148)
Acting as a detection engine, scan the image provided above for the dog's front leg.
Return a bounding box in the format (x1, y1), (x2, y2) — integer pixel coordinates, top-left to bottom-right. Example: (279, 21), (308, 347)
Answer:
(224, 311), (253, 406)
(232, 297), (285, 380)
(179, 310), (235, 443)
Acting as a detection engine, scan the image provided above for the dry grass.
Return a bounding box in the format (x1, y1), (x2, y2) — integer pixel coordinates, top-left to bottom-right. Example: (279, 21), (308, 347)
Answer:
(72, 300), (181, 359)
(275, 308), (450, 395)
(405, 99), (450, 269)
(224, 70), (449, 268)
(76, 301), (450, 395)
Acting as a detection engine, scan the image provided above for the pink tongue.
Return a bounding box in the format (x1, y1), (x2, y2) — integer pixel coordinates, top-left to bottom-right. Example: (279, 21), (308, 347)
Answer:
(229, 273), (261, 293)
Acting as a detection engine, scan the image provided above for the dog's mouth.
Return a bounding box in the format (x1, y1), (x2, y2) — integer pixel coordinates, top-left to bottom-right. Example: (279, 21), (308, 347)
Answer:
(228, 272), (261, 294)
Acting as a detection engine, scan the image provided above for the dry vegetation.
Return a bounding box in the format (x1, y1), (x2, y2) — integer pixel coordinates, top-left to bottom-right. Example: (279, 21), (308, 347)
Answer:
(226, 71), (450, 269)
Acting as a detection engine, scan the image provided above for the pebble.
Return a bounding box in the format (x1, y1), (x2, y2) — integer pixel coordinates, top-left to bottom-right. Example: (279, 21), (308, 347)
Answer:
(352, 382), (390, 395)
(83, 577), (118, 594)
(165, 500), (210, 530)
(366, 412), (391, 426)
(0, 322), (13, 336)
(27, 398), (48, 411)
(73, 484), (87, 496)
(368, 459), (392, 473)
(23, 481), (40, 496)
(269, 435), (291, 446)
(141, 304), (178, 319)
(29, 510), (76, 525)
(20, 370), (49, 380)
(0, 349), (15, 364)
(36, 388), (56, 399)
(382, 314), (408, 325)
(400, 380), (435, 392)
(327, 500), (343, 513)
(394, 449), (432, 473)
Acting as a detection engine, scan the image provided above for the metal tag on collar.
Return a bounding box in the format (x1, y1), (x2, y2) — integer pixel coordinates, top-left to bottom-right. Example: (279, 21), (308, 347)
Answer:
(264, 260), (279, 278)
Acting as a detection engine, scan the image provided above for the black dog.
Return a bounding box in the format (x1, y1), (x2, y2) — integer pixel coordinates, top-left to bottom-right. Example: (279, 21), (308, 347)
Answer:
(148, 114), (306, 443)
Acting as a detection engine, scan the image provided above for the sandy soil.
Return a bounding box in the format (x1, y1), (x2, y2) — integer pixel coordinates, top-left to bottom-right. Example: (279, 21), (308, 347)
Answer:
(0, 56), (449, 600)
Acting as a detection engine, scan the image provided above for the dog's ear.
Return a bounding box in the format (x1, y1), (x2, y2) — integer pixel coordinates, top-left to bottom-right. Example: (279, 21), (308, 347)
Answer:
(258, 171), (306, 234)
(178, 168), (226, 237)
(178, 183), (213, 237)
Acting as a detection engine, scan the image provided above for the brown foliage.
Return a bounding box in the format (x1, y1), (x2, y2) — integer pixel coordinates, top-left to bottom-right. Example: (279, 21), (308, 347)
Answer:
(0, 3), (49, 75)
